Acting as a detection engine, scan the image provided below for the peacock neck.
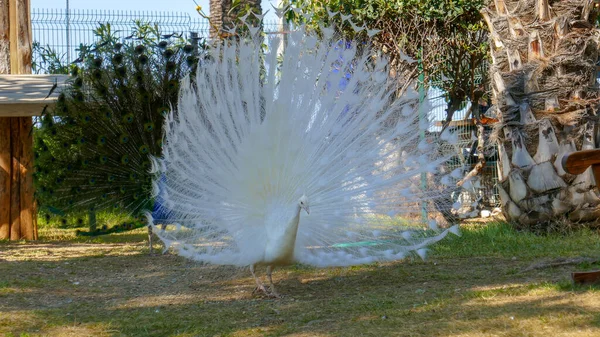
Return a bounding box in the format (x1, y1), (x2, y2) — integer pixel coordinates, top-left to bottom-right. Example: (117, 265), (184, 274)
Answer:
(291, 205), (303, 233)
(281, 205), (302, 244)
(263, 204), (303, 265)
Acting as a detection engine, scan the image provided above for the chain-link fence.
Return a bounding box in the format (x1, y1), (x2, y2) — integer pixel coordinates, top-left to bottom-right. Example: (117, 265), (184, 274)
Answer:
(31, 8), (282, 72)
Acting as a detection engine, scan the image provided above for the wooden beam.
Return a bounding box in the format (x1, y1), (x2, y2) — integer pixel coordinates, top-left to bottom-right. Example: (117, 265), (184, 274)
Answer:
(0, 115), (9, 239)
(19, 115), (35, 240)
(562, 149), (600, 189)
(0, 0), (9, 74)
(0, 103), (51, 116)
(0, 0), (36, 240)
(0, 0), (9, 239)
(9, 0), (31, 74)
(572, 270), (600, 285)
(9, 117), (20, 240)
(561, 149), (600, 175)
(0, 74), (68, 116)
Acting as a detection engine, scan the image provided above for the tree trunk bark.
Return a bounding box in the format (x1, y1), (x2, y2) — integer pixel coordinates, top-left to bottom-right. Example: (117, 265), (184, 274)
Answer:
(209, 0), (262, 39)
(482, 0), (600, 228)
(0, 0), (37, 240)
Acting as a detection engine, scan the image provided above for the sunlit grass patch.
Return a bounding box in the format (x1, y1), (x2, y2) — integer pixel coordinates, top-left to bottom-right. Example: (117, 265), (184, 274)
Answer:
(38, 226), (148, 244)
(432, 221), (600, 259)
(38, 210), (135, 229)
(3, 221), (600, 336)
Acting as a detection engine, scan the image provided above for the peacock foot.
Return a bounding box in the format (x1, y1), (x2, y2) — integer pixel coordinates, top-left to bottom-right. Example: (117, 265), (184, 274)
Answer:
(268, 287), (280, 299)
(252, 284), (269, 296)
(252, 286), (281, 299)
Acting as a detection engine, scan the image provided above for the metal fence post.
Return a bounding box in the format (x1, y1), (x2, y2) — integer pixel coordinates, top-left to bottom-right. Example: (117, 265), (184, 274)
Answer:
(65, 1), (70, 63)
(418, 61), (428, 223)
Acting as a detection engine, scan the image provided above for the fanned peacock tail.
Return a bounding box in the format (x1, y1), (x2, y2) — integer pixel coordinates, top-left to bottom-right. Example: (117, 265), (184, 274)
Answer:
(34, 32), (205, 233)
(148, 12), (461, 267)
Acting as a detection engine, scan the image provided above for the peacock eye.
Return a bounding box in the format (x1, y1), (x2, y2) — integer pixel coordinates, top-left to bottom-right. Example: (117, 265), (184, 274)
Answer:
(138, 54), (149, 64)
(123, 113), (134, 124)
(92, 57), (103, 68)
(166, 61), (176, 72)
(112, 54), (124, 64)
(183, 44), (194, 53)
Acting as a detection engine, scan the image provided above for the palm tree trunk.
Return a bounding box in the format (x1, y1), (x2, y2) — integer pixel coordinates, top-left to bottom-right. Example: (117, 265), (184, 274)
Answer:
(482, 0), (600, 228)
(209, 0), (262, 39)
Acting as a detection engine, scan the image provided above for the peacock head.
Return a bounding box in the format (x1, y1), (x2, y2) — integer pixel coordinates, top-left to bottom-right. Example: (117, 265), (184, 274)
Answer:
(298, 194), (310, 215)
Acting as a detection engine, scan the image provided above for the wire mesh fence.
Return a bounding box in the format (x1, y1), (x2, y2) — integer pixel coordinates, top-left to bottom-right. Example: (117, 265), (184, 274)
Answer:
(31, 8), (282, 72)
(427, 71), (501, 212)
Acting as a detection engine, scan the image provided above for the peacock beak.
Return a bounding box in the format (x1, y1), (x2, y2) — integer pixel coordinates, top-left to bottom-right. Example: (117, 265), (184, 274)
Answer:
(304, 206), (310, 215)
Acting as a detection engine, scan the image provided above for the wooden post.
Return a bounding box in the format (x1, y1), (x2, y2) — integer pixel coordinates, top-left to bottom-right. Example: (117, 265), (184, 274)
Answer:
(562, 149), (600, 285)
(0, 0), (37, 240)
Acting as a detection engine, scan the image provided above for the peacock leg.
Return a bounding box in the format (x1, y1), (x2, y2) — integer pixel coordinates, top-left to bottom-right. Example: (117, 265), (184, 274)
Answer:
(147, 225), (154, 255)
(250, 264), (268, 295)
(266, 265), (280, 298)
(160, 224), (169, 255)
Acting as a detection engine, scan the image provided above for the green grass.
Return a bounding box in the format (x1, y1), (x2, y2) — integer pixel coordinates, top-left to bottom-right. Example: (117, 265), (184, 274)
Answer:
(37, 210), (136, 230)
(2, 221), (600, 336)
(432, 221), (600, 259)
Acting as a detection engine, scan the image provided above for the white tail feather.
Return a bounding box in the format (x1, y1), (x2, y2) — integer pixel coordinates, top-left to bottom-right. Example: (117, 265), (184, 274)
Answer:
(149, 21), (456, 267)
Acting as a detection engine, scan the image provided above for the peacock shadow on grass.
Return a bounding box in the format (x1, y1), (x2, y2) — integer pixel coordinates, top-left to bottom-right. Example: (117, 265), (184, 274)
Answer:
(3, 223), (600, 336)
(2, 251), (599, 336)
(35, 226), (150, 244)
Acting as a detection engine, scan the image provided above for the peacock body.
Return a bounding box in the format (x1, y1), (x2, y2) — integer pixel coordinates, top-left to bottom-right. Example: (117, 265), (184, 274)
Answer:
(148, 13), (460, 296)
(35, 12), (461, 297)
(34, 28), (203, 234)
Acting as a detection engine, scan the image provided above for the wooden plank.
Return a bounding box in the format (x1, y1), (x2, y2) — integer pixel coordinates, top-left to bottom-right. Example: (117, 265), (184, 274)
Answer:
(8, 0), (17, 72)
(0, 0), (10, 239)
(19, 115), (34, 239)
(15, 0), (36, 240)
(434, 119), (476, 127)
(433, 117), (499, 128)
(561, 149), (600, 175)
(9, 117), (20, 240)
(0, 118), (9, 239)
(0, 102), (54, 116)
(572, 270), (600, 285)
(0, 0), (9, 74)
(9, 0), (31, 75)
(0, 0), (36, 240)
(13, 0), (35, 240)
(0, 74), (68, 116)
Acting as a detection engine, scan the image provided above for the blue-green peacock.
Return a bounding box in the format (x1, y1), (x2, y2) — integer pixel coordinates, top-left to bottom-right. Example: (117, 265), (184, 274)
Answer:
(33, 29), (204, 241)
